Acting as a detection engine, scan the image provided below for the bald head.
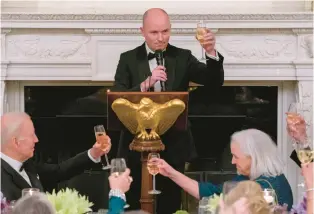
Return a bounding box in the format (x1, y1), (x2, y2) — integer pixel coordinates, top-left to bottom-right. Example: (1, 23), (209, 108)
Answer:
(1, 111), (38, 162)
(1, 112), (30, 145)
(142, 8), (169, 26)
(140, 8), (171, 51)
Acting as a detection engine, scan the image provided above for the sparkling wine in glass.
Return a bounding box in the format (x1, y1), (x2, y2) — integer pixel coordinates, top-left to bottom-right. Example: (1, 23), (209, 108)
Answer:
(94, 125), (111, 170)
(286, 102), (308, 145)
(196, 20), (208, 61)
(147, 153), (161, 194)
(295, 143), (313, 188)
(110, 158), (130, 208)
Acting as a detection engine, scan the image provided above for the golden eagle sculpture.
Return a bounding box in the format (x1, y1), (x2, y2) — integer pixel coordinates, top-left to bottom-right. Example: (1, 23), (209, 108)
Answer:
(111, 97), (185, 151)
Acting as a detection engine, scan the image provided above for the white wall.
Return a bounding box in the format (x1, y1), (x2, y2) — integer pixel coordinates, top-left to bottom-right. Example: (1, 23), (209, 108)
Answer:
(1, 0), (313, 13)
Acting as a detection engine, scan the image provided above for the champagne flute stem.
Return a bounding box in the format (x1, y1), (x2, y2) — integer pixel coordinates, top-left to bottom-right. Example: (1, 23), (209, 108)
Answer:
(153, 175), (156, 191)
(201, 46), (205, 59)
(105, 154), (110, 165)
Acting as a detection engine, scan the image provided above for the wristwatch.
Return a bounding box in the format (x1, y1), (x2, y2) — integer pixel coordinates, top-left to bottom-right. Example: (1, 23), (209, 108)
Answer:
(109, 189), (126, 202)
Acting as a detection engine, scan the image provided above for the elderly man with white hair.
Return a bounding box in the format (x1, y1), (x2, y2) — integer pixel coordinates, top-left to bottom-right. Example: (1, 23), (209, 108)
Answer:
(151, 128), (293, 210)
(1, 111), (111, 202)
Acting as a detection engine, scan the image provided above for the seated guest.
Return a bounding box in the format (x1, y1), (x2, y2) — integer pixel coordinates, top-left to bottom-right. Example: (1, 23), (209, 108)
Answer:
(1, 112), (111, 201)
(12, 192), (55, 214)
(151, 129), (293, 210)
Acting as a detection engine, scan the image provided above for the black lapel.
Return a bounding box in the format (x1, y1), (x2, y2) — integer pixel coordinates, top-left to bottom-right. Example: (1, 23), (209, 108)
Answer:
(136, 43), (152, 83)
(23, 160), (44, 191)
(165, 44), (177, 91)
(1, 159), (32, 190)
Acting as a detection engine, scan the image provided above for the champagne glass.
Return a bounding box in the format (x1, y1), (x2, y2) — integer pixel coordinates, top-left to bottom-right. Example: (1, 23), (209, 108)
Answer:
(94, 125), (111, 170)
(147, 153), (161, 194)
(286, 102), (308, 145)
(21, 188), (40, 197)
(196, 20), (208, 61)
(295, 143), (313, 188)
(110, 158), (130, 208)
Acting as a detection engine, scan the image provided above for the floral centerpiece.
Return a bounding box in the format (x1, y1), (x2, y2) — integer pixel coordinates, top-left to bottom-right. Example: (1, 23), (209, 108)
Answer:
(46, 188), (93, 214)
(1, 192), (10, 213)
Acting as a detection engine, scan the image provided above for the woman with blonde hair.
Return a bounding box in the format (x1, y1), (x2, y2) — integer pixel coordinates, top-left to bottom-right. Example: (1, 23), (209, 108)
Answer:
(220, 181), (271, 214)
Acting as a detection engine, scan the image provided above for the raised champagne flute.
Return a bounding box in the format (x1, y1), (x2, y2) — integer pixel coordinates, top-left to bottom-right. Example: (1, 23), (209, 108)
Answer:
(94, 125), (111, 170)
(147, 153), (161, 194)
(110, 158), (130, 208)
(196, 20), (208, 61)
(295, 143), (313, 188)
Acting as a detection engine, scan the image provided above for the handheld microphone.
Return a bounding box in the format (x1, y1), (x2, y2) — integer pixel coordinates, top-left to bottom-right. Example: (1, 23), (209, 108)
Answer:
(155, 50), (166, 91)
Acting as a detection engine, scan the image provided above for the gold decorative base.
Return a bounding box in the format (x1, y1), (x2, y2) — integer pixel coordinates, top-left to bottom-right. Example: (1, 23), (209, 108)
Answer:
(129, 137), (165, 152)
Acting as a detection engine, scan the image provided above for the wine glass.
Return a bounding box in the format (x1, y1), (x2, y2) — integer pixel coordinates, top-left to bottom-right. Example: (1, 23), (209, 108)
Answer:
(110, 158), (130, 208)
(295, 143), (313, 188)
(21, 188), (40, 197)
(147, 153), (161, 194)
(262, 188), (277, 207)
(196, 20), (208, 61)
(286, 102), (308, 146)
(94, 125), (111, 170)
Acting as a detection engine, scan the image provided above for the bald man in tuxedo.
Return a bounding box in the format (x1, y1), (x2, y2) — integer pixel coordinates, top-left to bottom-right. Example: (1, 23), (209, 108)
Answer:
(1, 111), (111, 201)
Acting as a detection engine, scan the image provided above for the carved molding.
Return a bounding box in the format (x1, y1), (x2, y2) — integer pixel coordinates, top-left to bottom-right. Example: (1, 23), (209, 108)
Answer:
(85, 28), (219, 35)
(7, 35), (91, 60)
(292, 28), (314, 34)
(2, 13), (313, 21)
(1, 28), (11, 34)
(301, 35), (313, 58)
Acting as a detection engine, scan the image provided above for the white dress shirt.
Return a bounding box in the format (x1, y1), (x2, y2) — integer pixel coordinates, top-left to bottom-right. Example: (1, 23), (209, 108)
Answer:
(144, 43), (219, 92)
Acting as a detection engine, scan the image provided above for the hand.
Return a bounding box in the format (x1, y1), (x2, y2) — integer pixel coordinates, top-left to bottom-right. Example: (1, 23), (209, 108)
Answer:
(109, 168), (133, 193)
(301, 162), (313, 189)
(141, 66), (167, 90)
(149, 158), (176, 178)
(90, 135), (112, 159)
(196, 28), (216, 56)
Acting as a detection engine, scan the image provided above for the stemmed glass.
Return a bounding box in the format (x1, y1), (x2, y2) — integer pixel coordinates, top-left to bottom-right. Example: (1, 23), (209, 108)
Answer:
(94, 125), (111, 170)
(286, 102), (309, 146)
(147, 153), (161, 195)
(262, 188), (277, 207)
(110, 158), (130, 208)
(21, 188), (40, 197)
(196, 20), (208, 61)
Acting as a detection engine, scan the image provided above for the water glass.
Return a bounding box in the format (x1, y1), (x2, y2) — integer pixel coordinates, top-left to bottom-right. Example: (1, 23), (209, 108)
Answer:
(21, 188), (40, 197)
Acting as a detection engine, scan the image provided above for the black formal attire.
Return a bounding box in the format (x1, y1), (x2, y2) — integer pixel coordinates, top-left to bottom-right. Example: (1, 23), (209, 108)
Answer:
(112, 43), (224, 214)
(1, 151), (97, 201)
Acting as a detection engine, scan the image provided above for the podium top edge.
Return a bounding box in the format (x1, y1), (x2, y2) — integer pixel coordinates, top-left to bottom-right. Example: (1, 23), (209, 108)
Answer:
(107, 92), (189, 95)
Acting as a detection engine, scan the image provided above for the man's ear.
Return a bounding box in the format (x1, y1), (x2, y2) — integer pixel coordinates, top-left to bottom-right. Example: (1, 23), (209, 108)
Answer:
(12, 137), (20, 148)
(140, 27), (144, 37)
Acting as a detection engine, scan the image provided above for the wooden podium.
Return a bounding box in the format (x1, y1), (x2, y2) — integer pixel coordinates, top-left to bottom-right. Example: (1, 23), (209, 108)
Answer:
(107, 92), (188, 214)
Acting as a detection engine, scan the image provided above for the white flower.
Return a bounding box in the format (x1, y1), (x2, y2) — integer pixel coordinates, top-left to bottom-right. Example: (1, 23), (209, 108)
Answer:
(46, 188), (93, 214)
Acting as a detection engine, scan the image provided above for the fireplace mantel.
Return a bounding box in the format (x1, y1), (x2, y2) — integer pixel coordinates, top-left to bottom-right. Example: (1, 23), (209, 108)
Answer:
(1, 12), (313, 203)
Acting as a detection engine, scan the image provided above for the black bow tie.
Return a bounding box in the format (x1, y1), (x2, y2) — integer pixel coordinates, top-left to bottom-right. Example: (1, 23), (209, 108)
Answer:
(19, 161), (28, 172)
(147, 52), (155, 60)
(147, 51), (166, 61)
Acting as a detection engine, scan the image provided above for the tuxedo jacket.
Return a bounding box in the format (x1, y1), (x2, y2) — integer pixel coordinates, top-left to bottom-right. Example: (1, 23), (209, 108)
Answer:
(113, 43), (224, 165)
(1, 151), (96, 201)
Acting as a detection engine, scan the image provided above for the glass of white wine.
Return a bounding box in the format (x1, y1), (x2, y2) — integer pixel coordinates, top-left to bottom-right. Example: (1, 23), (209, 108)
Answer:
(147, 153), (161, 195)
(110, 158), (130, 208)
(196, 20), (208, 61)
(94, 125), (111, 170)
(296, 143), (313, 188)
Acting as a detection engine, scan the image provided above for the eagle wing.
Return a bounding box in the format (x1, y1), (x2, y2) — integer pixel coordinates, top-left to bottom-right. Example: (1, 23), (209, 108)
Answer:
(111, 98), (139, 134)
(154, 99), (186, 135)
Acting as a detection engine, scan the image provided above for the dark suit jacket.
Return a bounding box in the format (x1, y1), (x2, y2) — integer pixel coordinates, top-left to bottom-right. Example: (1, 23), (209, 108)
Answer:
(112, 43), (224, 165)
(1, 151), (96, 201)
